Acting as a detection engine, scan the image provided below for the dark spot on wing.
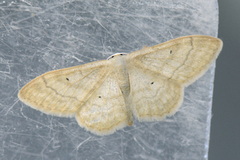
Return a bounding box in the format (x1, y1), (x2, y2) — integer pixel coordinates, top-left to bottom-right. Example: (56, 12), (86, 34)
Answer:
(151, 82), (154, 85)
(170, 50), (172, 54)
(99, 96), (101, 98)
(66, 78), (69, 81)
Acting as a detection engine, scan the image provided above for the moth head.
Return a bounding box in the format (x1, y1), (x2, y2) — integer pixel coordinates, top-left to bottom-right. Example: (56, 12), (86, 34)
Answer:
(107, 53), (127, 60)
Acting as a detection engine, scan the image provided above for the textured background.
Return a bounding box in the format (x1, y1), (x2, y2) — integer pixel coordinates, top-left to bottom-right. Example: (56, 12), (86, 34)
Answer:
(209, 0), (240, 159)
(1, 0), (238, 159)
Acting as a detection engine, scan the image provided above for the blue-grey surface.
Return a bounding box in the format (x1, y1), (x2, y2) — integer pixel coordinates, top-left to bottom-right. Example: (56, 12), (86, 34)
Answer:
(0, 0), (219, 159)
(209, 0), (240, 160)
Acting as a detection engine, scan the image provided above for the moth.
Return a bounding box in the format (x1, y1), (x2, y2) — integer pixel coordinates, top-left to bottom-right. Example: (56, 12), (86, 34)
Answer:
(18, 35), (223, 135)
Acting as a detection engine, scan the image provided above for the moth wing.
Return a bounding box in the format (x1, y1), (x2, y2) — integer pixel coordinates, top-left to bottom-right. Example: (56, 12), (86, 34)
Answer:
(125, 35), (222, 120)
(127, 35), (223, 86)
(75, 72), (129, 135)
(18, 60), (109, 117)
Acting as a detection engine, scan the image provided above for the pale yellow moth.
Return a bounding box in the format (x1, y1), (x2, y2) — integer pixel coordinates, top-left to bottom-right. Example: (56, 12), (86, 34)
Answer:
(18, 35), (223, 135)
